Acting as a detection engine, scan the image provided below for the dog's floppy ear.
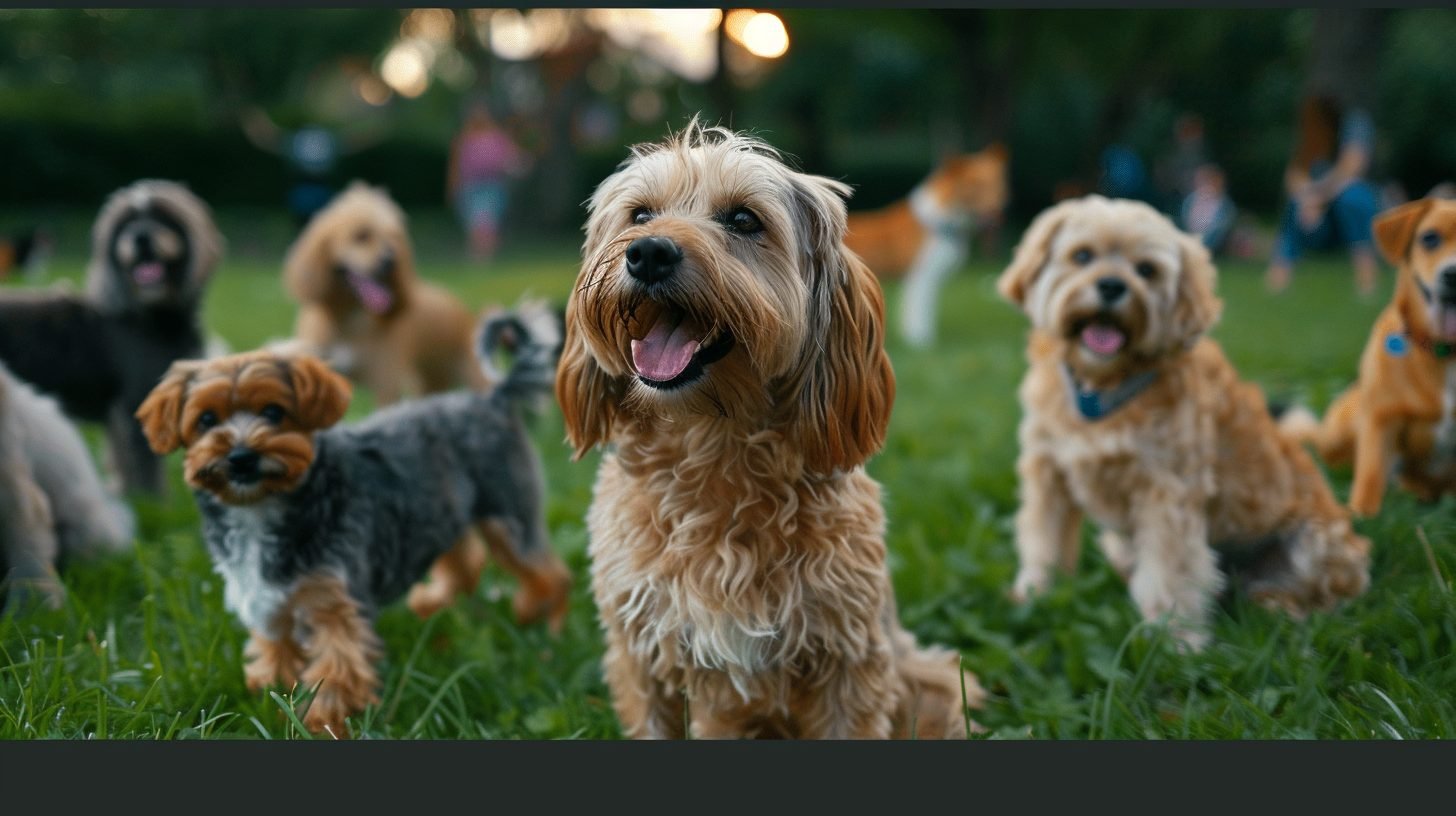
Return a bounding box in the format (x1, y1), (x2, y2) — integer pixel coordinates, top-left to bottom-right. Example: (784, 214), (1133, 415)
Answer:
(785, 172), (895, 474)
(997, 198), (1081, 308)
(282, 208), (336, 304)
(135, 360), (204, 454)
(287, 355), (352, 430)
(1169, 232), (1223, 351)
(556, 316), (622, 458)
(982, 142), (1009, 164)
(1374, 198), (1436, 266)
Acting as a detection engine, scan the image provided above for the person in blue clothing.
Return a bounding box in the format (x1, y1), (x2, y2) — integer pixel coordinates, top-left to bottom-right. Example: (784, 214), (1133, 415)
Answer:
(1265, 95), (1381, 296)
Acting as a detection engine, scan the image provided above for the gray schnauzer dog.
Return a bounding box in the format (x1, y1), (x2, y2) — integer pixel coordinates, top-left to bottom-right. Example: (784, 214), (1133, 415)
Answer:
(0, 361), (134, 614)
(135, 302), (571, 736)
(0, 179), (224, 496)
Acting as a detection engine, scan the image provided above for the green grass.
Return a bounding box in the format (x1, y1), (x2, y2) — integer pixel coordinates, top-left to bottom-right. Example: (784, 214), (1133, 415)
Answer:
(2, 232), (1454, 739)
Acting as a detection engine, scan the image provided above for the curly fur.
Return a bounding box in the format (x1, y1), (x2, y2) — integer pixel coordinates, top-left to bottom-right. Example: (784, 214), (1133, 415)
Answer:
(280, 181), (489, 404)
(0, 361), (134, 614)
(560, 118), (981, 739)
(1000, 195), (1370, 649)
(135, 304), (570, 736)
(0, 179), (223, 496)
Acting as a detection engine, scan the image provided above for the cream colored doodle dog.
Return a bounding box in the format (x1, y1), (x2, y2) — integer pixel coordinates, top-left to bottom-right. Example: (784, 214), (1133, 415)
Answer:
(998, 195), (1370, 649)
(558, 119), (981, 739)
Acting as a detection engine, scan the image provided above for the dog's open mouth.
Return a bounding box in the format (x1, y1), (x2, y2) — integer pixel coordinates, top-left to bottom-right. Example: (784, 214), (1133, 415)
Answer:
(629, 306), (734, 389)
(345, 270), (395, 315)
(132, 261), (166, 287)
(1073, 315), (1128, 357)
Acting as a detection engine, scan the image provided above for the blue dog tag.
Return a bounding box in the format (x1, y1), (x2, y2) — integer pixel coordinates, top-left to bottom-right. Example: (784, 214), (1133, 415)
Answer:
(1385, 332), (1408, 357)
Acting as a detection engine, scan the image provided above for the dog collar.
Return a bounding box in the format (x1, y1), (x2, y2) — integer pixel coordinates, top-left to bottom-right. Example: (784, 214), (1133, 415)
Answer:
(1388, 331), (1454, 359)
(1061, 364), (1160, 421)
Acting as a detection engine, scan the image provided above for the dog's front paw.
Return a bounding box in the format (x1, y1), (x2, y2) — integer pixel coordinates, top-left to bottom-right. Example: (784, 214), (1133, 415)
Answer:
(243, 634), (305, 693)
(301, 684), (379, 739)
(1009, 569), (1051, 605)
(1, 573), (65, 616)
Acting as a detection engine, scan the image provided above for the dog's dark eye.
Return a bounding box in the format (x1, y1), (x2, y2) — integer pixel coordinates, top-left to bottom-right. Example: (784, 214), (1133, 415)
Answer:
(1135, 261), (1158, 280)
(260, 404), (285, 424)
(722, 207), (764, 236)
(197, 410), (219, 431)
(631, 208), (654, 225)
(353, 228), (371, 244)
(1072, 247), (1094, 265)
(1420, 230), (1442, 251)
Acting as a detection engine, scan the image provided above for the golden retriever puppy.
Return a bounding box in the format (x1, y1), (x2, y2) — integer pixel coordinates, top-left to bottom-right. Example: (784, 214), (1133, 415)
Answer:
(558, 119), (980, 739)
(282, 182), (488, 404)
(1283, 198), (1456, 515)
(999, 195), (1369, 649)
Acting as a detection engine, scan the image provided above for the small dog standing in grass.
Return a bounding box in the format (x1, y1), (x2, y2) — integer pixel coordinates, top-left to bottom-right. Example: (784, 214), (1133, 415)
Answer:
(0, 361), (134, 614)
(135, 304), (571, 736)
(280, 181), (489, 405)
(560, 119), (979, 739)
(0, 180), (223, 496)
(1281, 198), (1456, 516)
(998, 195), (1369, 649)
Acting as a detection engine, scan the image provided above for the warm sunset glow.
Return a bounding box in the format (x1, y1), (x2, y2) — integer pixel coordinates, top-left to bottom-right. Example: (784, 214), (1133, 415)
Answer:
(739, 12), (789, 59)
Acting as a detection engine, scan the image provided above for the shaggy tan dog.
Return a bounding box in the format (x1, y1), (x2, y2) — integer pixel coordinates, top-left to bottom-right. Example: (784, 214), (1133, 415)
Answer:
(282, 182), (487, 404)
(558, 120), (980, 739)
(999, 195), (1369, 649)
(1282, 199), (1456, 516)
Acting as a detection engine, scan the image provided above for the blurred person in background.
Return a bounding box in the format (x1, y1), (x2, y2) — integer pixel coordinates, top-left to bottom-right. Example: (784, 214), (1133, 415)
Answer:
(1156, 113), (1209, 215)
(447, 100), (529, 263)
(1180, 164), (1238, 256)
(241, 106), (386, 231)
(1264, 94), (1381, 296)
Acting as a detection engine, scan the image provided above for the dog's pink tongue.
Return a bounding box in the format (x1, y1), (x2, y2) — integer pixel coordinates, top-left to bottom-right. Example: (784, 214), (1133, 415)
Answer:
(1081, 324), (1126, 356)
(132, 262), (164, 286)
(631, 313), (702, 382)
(1440, 306), (1456, 340)
(347, 272), (394, 315)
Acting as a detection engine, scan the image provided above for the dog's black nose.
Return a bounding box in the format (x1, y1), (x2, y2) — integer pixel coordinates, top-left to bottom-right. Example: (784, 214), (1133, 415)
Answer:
(1096, 276), (1128, 303)
(1440, 266), (1456, 293)
(226, 447), (261, 478)
(134, 233), (153, 257)
(625, 236), (683, 284)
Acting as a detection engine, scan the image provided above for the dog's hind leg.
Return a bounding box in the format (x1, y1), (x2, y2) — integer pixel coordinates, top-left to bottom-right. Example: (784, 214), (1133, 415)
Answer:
(1244, 521), (1371, 616)
(0, 475), (64, 614)
(476, 518), (570, 633)
(1313, 388), (1361, 467)
(406, 533), (488, 619)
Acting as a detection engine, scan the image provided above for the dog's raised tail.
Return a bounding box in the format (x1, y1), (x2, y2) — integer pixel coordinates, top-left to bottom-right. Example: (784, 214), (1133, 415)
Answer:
(476, 299), (562, 412)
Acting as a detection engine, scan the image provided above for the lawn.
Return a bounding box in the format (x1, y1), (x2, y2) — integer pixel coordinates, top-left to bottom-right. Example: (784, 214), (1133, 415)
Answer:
(2, 216), (1453, 739)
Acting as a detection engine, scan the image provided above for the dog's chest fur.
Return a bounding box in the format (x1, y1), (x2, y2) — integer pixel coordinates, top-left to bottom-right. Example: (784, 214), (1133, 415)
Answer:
(589, 425), (885, 702)
(203, 499), (292, 637)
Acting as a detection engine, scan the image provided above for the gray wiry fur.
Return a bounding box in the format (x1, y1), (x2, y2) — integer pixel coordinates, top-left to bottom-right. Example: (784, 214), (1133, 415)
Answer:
(195, 303), (564, 630)
(0, 361), (135, 614)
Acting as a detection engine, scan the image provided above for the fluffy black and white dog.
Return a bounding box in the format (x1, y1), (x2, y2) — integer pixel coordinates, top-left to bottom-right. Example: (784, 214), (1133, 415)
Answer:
(0, 180), (223, 495)
(134, 303), (572, 735)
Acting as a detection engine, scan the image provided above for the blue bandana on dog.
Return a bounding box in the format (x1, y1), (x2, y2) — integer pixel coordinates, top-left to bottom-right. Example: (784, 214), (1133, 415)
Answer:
(1061, 364), (1160, 421)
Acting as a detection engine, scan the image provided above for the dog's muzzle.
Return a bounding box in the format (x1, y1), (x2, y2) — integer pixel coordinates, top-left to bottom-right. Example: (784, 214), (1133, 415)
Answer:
(226, 447), (262, 484)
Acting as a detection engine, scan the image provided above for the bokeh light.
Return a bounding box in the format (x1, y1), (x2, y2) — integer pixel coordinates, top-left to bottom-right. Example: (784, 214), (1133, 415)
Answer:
(379, 40), (430, 98)
(740, 12), (789, 59)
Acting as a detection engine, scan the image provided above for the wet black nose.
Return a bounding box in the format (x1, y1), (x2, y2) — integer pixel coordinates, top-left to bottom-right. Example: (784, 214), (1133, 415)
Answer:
(625, 236), (683, 284)
(1096, 276), (1128, 303)
(134, 232), (154, 257)
(1440, 266), (1456, 293)
(226, 447), (261, 479)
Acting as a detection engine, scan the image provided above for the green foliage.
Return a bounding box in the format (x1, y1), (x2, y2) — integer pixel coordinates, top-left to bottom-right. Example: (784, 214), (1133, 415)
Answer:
(1, 219), (1452, 739)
